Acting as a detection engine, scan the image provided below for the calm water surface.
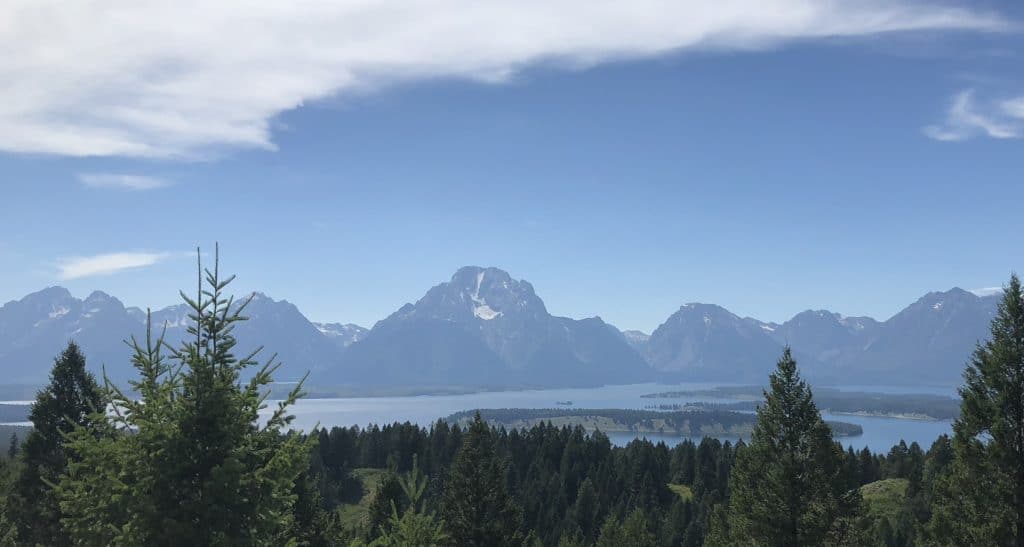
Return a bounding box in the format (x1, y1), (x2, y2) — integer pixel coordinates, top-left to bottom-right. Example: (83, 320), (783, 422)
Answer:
(270, 383), (953, 453)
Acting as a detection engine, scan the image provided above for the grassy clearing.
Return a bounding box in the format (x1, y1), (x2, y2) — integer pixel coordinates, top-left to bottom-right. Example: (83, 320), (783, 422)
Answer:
(336, 467), (388, 527)
(667, 483), (694, 501)
(860, 478), (909, 522)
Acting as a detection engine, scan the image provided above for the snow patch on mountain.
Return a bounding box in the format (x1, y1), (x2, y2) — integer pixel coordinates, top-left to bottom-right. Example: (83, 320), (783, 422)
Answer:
(473, 304), (501, 320)
(622, 330), (650, 343)
(313, 322), (368, 347)
(160, 316), (191, 328)
(469, 270), (502, 320)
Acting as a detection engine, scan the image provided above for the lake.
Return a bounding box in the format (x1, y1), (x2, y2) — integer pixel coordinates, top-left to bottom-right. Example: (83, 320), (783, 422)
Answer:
(269, 383), (954, 453)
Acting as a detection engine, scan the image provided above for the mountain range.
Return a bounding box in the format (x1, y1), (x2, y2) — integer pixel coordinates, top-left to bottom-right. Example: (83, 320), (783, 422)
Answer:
(0, 267), (1001, 389)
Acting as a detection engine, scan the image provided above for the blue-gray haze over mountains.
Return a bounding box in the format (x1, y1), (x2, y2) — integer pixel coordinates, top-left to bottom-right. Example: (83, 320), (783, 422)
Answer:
(0, 266), (999, 388)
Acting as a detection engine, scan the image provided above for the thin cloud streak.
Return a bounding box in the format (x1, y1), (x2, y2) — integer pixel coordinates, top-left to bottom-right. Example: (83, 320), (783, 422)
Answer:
(923, 90), (1021, 142)
(0, 1), (1010, 158)
(1002, 97), (1024, 119)
(78, 173), (170, 190)
(57, 252), (171, 280)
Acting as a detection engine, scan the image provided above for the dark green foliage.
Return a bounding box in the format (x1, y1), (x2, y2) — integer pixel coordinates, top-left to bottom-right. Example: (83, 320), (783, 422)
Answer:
(711, 348), (859, 546)
(6, 341), (101, 546)
(303, 418), (736, 546)
(569, 478), (600, 542)
(366, 471), (405, 539)
(441, 412), (522, 546)
(55, 249), (315, 545)
(374, 457), (448, 546)
(928, 274), (1024, 545)
(594, 513), (625, 547)
(592, 509), (656, 547)
(285, 457), (352, 547)
(825, 435), (951, 547)
(557, 529), (585, 547)
(620, 508), (658, 546)
(0, 453), (17, 543)
(6, 434), (15, 460)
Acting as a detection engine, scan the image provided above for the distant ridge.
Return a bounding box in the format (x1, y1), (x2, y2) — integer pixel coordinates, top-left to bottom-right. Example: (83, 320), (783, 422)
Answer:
(0, 272), (1002, 388)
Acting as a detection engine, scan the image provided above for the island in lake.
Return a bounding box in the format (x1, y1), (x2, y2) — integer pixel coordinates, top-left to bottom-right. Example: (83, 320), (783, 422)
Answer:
(446, 408), (863, 438)
(641, 386), (959, 421)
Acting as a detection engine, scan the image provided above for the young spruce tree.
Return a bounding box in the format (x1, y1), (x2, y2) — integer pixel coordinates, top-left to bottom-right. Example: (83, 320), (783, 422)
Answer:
(927, 274), (1024, 546)
(56, 248), (315, 545)
(440, 412), (522, 546)
(373, 456), (449, 546)
(709, 347), (858, 547)
(7, 341), (101, 546)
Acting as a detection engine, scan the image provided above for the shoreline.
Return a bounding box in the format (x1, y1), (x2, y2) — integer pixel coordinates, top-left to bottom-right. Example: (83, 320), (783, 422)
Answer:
(825, 410), (944, 422)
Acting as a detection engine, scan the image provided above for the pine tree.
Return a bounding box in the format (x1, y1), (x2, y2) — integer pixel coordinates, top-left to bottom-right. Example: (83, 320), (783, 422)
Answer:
(440, 412), (522, 546)
(710, 347), (858, 546)
(56, 248), (315, 545)
(591, 509), (658, 547)
(569, 477), (600, 542)
(6, 434), (16, 460)
(927, 275), (1024, 545)
(620, 508), (658, 547)
(373, 456), (448, 547)
(6, 341), (101, 546)
(0, 459), (16, 546)
(594, 514), (625, 547)
(556, 529), (585, 547)
(367, 471), (405, 540)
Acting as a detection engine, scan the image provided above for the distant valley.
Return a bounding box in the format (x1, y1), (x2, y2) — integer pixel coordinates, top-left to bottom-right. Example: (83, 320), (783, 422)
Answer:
(0, 266), (1000, 389)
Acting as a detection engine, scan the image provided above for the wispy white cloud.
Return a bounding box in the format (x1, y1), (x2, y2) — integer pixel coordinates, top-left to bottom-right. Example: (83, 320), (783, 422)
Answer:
(923, 89), (1022, 141)
(78, 173), (170, 190)
(0, 1), (1009, 158)
(1002, 97), (1024, 120)
(57, 252), (171, 280)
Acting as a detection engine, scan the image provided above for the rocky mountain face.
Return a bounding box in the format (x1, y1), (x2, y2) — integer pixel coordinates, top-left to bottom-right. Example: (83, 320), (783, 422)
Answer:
(334, 267), (651, 387)
(644, 303), (783, 382)
(0, 271), (1004, 389)
(0, 288), (142, 384)
(0, 289), (347, 384)
(851, 288), (998, 384)
(762, 311), (880, 375)
(642, 288), (998, 385)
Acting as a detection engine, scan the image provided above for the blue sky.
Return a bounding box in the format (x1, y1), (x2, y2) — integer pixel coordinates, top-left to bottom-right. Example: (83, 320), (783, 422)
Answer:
(2, 1), (1023, 332)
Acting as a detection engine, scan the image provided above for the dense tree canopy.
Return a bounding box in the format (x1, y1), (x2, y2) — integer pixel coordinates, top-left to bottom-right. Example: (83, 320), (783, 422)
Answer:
(441, 413), (523, 546)
(6, 341), (101, 546)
